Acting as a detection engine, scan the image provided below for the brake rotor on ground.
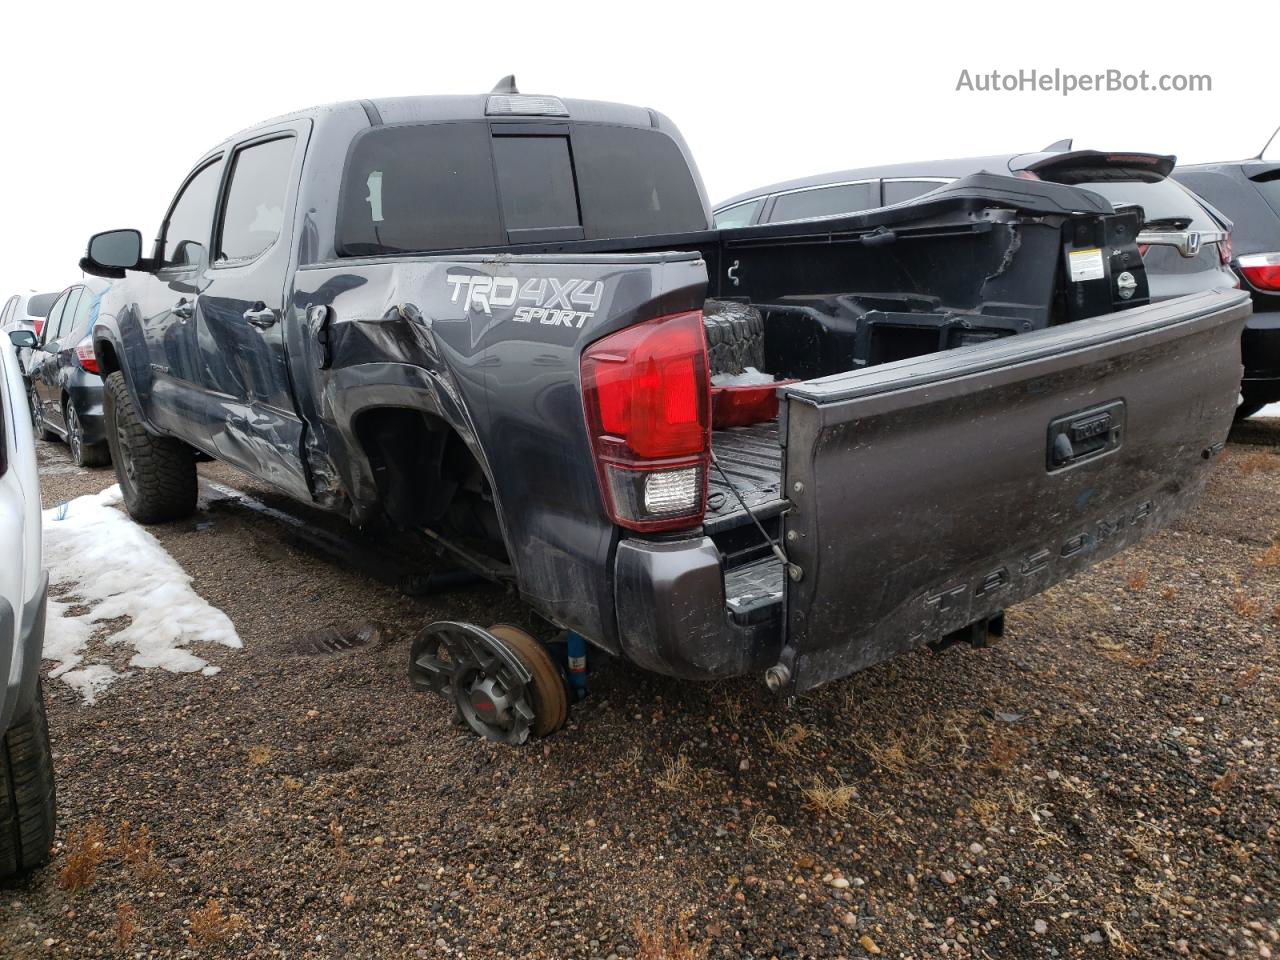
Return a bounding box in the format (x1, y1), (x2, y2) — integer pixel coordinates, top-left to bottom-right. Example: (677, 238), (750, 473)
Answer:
(409, 621), (568, 744)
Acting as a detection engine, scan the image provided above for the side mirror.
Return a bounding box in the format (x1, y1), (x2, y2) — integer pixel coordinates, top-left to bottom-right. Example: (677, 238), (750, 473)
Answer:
(80, 229), (143, 279)
(8, 330), (39, 350)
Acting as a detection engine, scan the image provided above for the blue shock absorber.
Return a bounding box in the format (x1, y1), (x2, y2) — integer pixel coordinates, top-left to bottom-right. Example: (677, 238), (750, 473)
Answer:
(566, 631), (588, 701)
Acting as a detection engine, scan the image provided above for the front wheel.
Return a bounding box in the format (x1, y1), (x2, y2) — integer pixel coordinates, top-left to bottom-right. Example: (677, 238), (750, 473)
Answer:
(0, 684), (56, 882)
(103, 371), (197, 524)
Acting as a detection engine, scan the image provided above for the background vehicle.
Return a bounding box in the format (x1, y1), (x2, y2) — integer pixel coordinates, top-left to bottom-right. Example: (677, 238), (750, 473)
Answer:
(0, 290), (59, 339)
(714, 143), (1239, 305)
(1175, 152), (1280, 416)
(0, 331), (56, 880)
(24, 280), (111, 467)
(1, 290), (59, 375)
(79, 84), (1248, 742)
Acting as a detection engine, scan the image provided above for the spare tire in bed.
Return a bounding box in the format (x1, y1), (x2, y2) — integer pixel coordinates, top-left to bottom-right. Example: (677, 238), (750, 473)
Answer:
(703, 299), (765, 378)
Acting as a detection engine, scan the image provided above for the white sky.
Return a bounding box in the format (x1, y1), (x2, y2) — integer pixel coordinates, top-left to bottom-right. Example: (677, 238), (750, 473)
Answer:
(2, 0), (1276, 296)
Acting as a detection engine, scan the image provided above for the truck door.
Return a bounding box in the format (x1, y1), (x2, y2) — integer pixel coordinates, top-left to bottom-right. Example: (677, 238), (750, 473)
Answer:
(140, 157), (225, 443)
(195, 123), (310, 500)
(31, 287), (80, 431)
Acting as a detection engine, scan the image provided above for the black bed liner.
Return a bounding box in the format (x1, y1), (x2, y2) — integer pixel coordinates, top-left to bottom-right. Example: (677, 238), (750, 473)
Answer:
(706, 421), (785, 536)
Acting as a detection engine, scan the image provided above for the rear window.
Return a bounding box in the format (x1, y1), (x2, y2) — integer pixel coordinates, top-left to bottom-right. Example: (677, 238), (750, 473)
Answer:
(492, 134), (581, 238)
(336, 121), (705, 256)
(24, 292), (57, 318)
(571, 125), (706, 238)
(338, 123), (503, 256)
(1067, 178), (1217, 231)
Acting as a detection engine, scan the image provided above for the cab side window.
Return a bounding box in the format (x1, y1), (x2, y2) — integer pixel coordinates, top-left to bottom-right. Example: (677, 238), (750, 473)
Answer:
(50, 288), (83, 343)
(714, 199), (763, 229)
(217, 137), (295, 263)
(162, 160), (223, 268)
(41, 290), (72, 344)
(67, 287), (96, 340)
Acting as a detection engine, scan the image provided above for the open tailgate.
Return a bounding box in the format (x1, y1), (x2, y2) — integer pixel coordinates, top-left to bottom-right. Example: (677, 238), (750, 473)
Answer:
(779, 289), (1250, 693)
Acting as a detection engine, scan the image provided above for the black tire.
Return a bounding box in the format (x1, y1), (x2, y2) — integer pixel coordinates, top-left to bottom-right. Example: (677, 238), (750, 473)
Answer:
(30, 389), (56, 442)
(1235, 400), (1266, 421)
(103, 370), (197, 524)
(703, 299), (765, 378)
(0, 684), (56, 882)
(65, 401), (110, 469)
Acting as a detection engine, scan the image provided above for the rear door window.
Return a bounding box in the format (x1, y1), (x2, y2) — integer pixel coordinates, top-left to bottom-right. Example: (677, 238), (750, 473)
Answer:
(51, 289), (82, 343)
(767, 182), (878, 223)
(492, 134), (581, 240)
(66, 287), (96, 339)
(217, 137), (295, 263)
(0, 296), (15, 326)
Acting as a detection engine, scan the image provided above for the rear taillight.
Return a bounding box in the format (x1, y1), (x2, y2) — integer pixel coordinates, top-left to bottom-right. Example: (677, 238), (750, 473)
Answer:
(581, 310), (710, 532)
(75, 337), (99, 374)
(1219, 232), (1233, 266)
(1137, 244), (1150, 259)
(1238, 252), (1280, 292)
(33, 319), (44, 336)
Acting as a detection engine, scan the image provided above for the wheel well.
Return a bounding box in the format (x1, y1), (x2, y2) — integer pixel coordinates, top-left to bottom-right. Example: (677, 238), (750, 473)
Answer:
(352, 407), (505, 553)
(94, 339), (121, 377)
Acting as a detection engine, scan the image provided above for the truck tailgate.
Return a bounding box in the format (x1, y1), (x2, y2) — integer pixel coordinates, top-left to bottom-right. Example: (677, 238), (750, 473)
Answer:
(779, 289), (1251, 693)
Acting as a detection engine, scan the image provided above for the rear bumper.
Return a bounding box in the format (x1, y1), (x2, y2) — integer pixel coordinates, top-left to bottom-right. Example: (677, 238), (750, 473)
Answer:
(67, 376), (107, 445)
(614, 536), (781, 681)
(1242, 308), (1280, 396)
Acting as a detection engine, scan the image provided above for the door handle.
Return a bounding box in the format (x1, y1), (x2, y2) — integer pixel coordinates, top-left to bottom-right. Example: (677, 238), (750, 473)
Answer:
(243, 304), (276, 328)
(173, 298), (194, 320)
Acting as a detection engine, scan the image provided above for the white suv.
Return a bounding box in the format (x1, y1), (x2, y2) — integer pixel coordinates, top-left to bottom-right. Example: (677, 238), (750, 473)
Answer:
(0, 329), (55, 879)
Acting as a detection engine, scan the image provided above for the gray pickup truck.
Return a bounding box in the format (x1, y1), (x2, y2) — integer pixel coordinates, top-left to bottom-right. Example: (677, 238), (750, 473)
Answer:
(79, 80), (1249, 742)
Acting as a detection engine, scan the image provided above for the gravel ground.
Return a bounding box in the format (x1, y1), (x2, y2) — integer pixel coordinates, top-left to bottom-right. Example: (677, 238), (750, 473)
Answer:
(1, 423), (1277, 960)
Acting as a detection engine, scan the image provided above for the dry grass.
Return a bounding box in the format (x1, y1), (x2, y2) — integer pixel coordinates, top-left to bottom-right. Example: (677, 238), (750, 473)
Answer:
(114, 902), (138, 951)
(246, 745), (274, 767)
(747, 813), (787, 850)
(1257, 543), (1280, 568)
(654, 750), (694, 793)
(187, 898), (243, 949)
(114, 821), (162, 882)
(1101, 633), (1167, 667)
(764, 722), (818, 758)
(984, 727), (1025, 773)
(1236, 452), (1279, 476)
(1126, 570), (1149, 591)
(853, 717), (942, 775)
(1210, 770), (1239, 793)
(58, 820), (106, 891)
(802, 775), (856, 817)
(634, 909), (709, 960)
(1230, 591), (1264, 619)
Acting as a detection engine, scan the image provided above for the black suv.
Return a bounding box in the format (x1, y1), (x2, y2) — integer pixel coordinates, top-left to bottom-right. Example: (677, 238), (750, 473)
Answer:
(715, 144), (1238, 306)
(1175, 153), (1280, 416)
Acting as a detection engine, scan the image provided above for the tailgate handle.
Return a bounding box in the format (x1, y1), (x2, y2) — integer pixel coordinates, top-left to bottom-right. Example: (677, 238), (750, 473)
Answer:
(1047, 400), (1125, 471)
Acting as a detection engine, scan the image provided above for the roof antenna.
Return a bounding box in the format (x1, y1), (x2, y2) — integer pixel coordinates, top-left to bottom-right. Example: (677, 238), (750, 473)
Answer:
(491, 75), (519, 94)
(1041, 138), (1073, 152)
(1257, 124), (1279, 160)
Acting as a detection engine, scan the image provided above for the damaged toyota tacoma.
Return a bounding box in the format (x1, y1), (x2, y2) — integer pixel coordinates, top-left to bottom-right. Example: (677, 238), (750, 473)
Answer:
(81, 80), (1250, 742)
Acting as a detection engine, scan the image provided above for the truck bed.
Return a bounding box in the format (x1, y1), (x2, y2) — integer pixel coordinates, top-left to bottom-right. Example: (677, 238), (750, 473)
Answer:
(706, 421), (785, 535)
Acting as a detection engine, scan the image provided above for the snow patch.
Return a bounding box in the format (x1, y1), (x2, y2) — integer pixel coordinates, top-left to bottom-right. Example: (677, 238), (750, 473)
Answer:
(42, 485), (241, 703)
(711, 366), (776, 388)
(1255, 403), (1280, 419)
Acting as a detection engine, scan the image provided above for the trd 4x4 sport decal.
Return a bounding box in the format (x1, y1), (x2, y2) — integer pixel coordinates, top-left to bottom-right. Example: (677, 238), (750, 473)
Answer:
(447, 273), (603, 329)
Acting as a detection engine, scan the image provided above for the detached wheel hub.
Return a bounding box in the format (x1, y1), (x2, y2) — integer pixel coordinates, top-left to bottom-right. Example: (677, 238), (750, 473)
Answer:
(411, 621), (567, 744)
